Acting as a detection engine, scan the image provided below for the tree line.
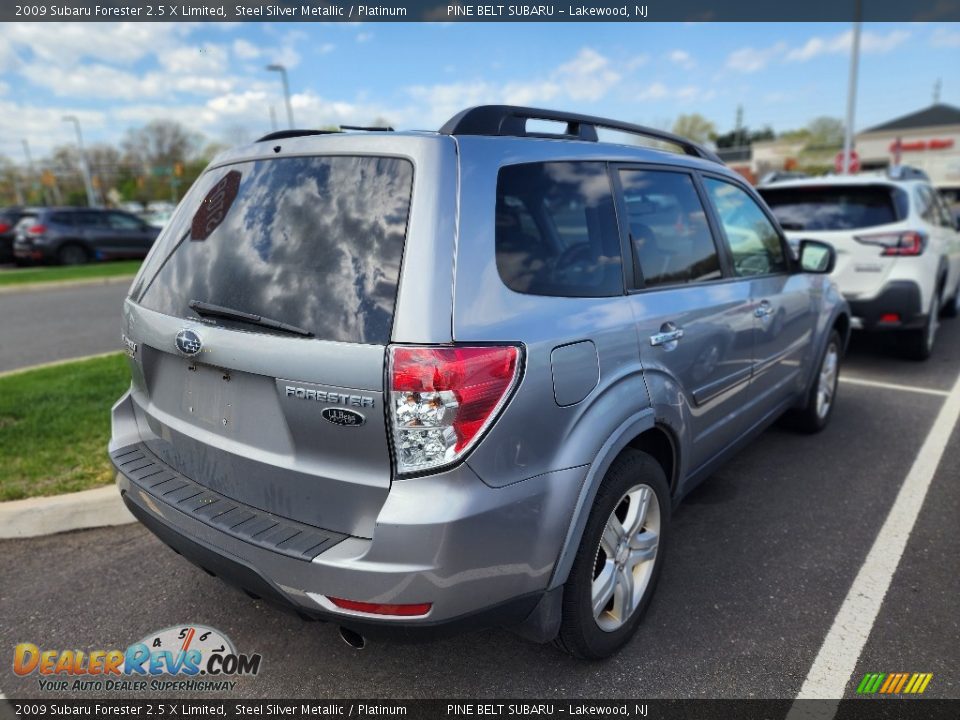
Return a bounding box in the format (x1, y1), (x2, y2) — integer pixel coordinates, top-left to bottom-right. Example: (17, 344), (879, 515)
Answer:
(0, 120), (225, 209)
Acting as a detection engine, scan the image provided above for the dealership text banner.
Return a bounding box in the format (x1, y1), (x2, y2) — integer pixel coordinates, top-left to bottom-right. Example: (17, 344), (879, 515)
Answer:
(6, 0), (960, 21)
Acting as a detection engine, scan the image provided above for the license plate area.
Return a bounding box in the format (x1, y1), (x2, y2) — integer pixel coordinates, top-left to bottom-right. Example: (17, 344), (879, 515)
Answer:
(182, 361), (234, 429)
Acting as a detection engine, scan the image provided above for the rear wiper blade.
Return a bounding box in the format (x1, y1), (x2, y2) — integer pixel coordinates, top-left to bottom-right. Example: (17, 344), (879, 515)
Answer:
(188, 300), (314, 337)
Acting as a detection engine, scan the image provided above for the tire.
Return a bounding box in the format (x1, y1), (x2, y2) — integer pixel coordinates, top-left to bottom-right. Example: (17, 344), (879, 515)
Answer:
(788, 329), (841, 434)
(903, 292), (940, 361)
(57, 243), (89, 266)
(941, 291), (959, 319)
(555, 449), (670, 660)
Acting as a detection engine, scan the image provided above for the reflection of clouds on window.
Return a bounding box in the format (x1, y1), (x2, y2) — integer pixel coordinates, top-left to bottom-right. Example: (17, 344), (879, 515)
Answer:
(543, 163), (612, 206)
(139, 156), (413, 345)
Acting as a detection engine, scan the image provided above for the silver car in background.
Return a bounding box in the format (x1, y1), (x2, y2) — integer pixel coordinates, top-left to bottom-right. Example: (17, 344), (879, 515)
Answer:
(110, 106), (849, 659)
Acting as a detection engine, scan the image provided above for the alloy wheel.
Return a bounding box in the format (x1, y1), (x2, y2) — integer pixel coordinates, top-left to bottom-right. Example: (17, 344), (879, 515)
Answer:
(816, 341), (839, 420)
(591, 483), (661, 632)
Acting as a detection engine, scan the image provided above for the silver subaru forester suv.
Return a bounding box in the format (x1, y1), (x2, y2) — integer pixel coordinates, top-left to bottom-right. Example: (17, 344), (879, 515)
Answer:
(110, 106), (849, 659)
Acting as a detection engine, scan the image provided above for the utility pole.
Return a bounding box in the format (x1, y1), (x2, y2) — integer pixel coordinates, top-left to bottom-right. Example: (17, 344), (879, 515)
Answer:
(734, 105), (744, 149)
(269, 106), (278, 132)
(841, 0), (862, 175)
(933, 78), (942, 104)
(63, 116), (98, 207)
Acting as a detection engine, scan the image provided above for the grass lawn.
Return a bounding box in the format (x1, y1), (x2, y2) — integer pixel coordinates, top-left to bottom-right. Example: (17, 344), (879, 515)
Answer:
(0, 353), (130, 501)
(0, 260), (141, 288)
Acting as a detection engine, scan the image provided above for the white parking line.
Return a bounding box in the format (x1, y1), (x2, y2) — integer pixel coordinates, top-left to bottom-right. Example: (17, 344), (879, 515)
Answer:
(789, 369), (960, 709)
(839, 375), (950, 398)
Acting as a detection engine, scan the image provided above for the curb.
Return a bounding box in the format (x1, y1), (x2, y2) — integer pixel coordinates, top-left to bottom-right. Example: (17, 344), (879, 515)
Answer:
(0, 274), (135, 295)
(0, 351), (123, 379)
(0, 481), (135, 540)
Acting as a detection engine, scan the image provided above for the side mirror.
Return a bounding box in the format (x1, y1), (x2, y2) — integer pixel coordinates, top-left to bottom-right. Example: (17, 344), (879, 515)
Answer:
(798, 239), (836, 274)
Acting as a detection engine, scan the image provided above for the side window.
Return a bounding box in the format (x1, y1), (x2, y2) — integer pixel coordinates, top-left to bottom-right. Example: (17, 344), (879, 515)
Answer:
(73, 212), (105, 228)
(495, 162), (623, 297)
(916, 187), (938, 224)
(619, 168), (721, 288)
(929, 188), (954, 228)
(48, 213), (75, 225)
(107, 212), (143, 230)
(703, 177), (788, 277)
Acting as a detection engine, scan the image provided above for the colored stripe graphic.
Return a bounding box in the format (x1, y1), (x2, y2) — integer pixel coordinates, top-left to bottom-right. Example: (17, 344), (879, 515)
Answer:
(856, 672), (932, 694)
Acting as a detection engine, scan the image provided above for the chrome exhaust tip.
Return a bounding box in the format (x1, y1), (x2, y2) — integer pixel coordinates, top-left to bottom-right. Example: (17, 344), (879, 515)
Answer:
(339, 626), (366, 650)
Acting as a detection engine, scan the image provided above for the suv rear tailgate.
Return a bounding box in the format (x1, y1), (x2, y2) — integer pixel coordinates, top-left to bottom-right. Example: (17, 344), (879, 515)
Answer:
(116, 145), (433, 539)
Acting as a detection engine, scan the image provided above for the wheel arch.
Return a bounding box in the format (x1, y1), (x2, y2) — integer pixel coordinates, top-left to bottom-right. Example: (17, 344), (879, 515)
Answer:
(832, 310), (851, 355)
(548, 409), (679, 591)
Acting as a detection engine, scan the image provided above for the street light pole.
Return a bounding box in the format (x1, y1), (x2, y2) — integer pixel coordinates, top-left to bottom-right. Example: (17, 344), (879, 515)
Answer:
(841, 0), (862, 175)
(63, 116), (98, 207)
(266, 64), (295, 129)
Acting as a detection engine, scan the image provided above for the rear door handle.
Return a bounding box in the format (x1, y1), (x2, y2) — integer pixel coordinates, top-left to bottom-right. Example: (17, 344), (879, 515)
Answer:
(650, 327), (684, 347)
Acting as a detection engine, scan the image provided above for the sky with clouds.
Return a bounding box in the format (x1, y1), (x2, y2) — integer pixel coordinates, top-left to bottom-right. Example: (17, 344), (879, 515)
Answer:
(0, 21), (958, 158)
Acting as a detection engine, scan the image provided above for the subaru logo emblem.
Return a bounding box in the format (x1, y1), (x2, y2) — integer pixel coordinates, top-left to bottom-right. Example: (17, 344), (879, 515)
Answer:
(175, 329), (203, 356)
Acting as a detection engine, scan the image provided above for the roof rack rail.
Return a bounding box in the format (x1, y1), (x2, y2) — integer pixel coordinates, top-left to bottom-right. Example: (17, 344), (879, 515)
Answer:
(340, 124), (395, 132)
(256, 129), (340, 142)
(439, 105), (722, 164)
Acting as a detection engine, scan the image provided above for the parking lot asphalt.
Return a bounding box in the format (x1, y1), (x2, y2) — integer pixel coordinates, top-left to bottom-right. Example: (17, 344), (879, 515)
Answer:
(0, 282), (128, 373)
(1, 320), (958, 700)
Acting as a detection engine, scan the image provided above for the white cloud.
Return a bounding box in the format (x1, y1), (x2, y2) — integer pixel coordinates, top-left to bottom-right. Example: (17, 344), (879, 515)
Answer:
(931, 27), (960, 48)
(265, 45), (301, 69)
(786, 29), (910, 62)
(675, 86), (716, 103)
(404, 47), (622, 125)
(636, 82), (669, 101)
(555, 48), (620, 101)
(1, 23), (191, 66)
(726, 42), (786, 73)
(158, 44), (229, 75)
(318, 43), (336, 55)
(20, 60), (235, 101)
(356, 32), (373, 43)
(0, 99), (107, 154)
(667, 49), (696, 69)
(233, 38), (261, 60)
(626, 54), (650, 71)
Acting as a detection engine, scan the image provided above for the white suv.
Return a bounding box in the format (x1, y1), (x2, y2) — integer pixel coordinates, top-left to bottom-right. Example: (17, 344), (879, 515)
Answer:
(760, 173), (960, 359)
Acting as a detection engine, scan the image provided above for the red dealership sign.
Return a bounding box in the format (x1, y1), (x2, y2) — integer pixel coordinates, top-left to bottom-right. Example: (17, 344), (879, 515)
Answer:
(888, 138), (955, 153)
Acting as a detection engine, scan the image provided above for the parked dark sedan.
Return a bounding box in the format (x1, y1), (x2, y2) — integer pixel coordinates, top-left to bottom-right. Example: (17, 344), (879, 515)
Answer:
(0, 207), (36, 264)
(13, 208), (160, 265)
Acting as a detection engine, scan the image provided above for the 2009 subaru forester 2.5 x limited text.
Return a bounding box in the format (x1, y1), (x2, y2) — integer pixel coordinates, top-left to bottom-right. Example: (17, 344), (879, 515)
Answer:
(110, 106), (850, 659)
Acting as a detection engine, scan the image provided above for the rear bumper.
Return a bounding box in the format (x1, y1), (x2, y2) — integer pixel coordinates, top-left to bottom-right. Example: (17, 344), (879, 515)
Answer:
(110, 391), (584, 635)
(846, 281), (926, 331)
(13, 240), (51, 263)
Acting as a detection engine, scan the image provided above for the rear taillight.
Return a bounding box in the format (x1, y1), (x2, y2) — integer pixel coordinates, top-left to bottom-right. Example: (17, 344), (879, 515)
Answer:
(388, 345), (521, 475)
(855, 230), (926, 256)
(26, 224), (47, 236)
(0, 222), (10, 234)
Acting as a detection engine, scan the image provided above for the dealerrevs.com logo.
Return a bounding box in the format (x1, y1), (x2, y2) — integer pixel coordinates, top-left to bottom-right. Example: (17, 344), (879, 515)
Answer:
(13, 625), (262, 693)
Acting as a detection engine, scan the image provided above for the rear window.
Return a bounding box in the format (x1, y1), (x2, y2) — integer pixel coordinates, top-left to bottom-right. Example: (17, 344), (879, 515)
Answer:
(759, 185), (907, 231)
(136, 155), (413, 345)
(495, 162), (623, 297)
